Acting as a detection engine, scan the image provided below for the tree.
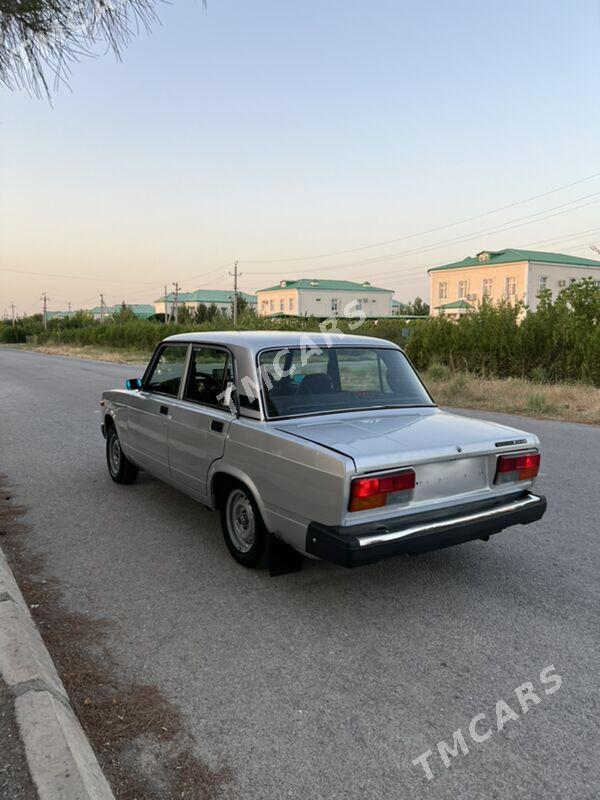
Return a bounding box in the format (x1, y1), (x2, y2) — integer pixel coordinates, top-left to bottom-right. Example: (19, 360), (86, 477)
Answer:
(205, 303), (218, 321)
(193, 303), (208, 323)
(407, 297), (430, 316)
(177, 304), (193, 323)
(111, 301), (136, 322)
(0, 0), (206, 97)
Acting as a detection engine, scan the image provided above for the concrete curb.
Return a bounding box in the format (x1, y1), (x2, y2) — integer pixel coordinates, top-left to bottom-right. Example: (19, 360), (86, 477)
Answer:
(0, 546), (115, 800)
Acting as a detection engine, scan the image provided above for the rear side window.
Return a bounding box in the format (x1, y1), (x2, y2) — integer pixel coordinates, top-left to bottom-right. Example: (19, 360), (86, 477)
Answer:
(145, 345), (187, 397)
(184, 346), (233, 408)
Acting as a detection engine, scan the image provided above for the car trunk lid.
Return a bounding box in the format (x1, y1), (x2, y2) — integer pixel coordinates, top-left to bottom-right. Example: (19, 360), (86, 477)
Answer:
(274, 407), (535, 470)
(275, 408), (538, 516)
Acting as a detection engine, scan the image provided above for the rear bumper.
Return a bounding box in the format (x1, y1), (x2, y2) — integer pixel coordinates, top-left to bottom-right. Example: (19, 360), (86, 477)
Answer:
(305, 491), (547, 568)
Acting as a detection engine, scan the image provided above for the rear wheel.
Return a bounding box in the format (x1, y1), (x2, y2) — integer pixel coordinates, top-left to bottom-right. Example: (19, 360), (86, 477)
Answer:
(220, 483), (269, 567)
(106, 425), (139, 484)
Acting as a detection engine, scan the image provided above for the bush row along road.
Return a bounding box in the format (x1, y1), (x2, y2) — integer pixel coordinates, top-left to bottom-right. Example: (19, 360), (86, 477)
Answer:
(0, 347), (598, 800)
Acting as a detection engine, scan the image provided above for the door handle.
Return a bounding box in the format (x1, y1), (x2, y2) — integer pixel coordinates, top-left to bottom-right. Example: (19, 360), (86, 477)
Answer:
(159, 405), (169, 416)
(210, 419), (224, 433)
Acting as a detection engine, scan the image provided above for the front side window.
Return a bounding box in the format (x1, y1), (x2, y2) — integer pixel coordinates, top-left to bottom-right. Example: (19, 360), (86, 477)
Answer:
(288, 297), (294, 311)
(184, 346), (233, 408)
(438, 282), (448, 300)
(482, 278), (493, 297)
(145, 345), (187, 397)
(457, 280), (468, 299)
(538, 275), (548, 291)
(258, 346), (433, 418)
(331, 298), (338, 312)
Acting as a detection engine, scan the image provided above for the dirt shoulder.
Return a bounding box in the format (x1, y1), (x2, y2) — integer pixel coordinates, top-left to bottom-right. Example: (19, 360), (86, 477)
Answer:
(2, 343), (151, 365)
(425, 369), (600, 425)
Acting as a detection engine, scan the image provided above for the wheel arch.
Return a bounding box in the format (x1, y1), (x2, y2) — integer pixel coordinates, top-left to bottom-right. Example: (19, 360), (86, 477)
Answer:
(104, 413), (116, 433)
(210, 467), (272, 531)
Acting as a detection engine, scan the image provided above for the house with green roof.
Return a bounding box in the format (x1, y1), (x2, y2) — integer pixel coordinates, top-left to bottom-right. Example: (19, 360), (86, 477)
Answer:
(428, 249), (600, 317)
(155, 289), (257, 318)
(90, 303), (156, 321)
(256, 278), (394, 318)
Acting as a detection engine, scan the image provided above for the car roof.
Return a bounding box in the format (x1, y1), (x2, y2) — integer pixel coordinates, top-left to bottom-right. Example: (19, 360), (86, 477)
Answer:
(162, 330), (398, 353)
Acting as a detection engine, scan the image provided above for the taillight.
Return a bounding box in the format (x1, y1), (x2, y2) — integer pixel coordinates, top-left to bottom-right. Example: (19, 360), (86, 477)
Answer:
(495, 452), (540, 484)
(349, 469), (415, 512)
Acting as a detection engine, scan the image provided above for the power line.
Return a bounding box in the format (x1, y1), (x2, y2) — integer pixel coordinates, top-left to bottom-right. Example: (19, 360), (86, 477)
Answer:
(178, 261), (235, 283)
(241, 170), (600, 264)
(245, 192), (600, 283)
(363, 227), (600, 285)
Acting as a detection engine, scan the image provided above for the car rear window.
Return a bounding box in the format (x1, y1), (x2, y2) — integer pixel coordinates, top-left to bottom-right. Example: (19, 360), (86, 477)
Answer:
(258, 346), (433, 418)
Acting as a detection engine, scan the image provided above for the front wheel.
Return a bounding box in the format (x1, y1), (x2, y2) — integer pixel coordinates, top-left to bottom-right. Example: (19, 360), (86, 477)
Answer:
(220, 483), (269, 567)
(106, 426), (139, 484)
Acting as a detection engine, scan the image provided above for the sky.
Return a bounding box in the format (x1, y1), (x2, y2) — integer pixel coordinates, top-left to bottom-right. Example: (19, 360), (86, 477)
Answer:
(2, 0), (600, 316)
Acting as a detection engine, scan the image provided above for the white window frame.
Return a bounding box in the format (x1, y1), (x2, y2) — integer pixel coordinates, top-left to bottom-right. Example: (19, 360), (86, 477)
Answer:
(330, 298), (339, 313)
(457, 280), (468, 299)
(504, 276), (516, 297)
(538, 275), (548, 291)
(482, 278), (493, 297)
(438, 282), (448, 300)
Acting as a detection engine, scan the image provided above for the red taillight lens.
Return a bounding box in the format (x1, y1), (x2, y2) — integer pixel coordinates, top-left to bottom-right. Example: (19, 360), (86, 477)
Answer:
(495, 452), (540, 484)
(349, 469), (415, 512)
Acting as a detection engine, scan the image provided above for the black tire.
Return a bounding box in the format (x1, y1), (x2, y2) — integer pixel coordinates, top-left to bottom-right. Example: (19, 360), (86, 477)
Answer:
(106, 425), (139, 484)
(220, 482), (269, 567)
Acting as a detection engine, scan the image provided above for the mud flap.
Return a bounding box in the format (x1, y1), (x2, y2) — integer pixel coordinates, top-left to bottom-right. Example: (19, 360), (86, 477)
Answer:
(269, 536), (303, 576)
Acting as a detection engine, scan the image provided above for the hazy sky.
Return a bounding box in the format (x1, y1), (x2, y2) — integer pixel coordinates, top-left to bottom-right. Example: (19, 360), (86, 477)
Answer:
(2, 0), (600, 316)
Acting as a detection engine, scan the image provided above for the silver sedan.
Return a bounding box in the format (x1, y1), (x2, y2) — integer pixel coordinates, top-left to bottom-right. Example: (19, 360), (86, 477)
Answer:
(101, 331), (546, 573)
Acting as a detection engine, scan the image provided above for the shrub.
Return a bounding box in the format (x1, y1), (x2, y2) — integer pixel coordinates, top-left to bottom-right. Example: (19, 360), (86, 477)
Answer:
(425, 362), (452, 382)
(525, 394), (558, 416)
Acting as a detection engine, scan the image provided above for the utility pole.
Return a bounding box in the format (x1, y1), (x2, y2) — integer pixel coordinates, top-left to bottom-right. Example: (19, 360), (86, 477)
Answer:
(41, 293), (49, 329)
(230, 260), (241, 326)
(172, 282), (179, 324)
(164, 284), (170, 323)
(10, 302), (16, 326)
(100, 293), (105, 323)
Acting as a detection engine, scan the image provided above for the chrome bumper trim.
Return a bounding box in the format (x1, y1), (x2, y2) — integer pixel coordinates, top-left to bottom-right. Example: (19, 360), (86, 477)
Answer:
(357, 492), (542, 548)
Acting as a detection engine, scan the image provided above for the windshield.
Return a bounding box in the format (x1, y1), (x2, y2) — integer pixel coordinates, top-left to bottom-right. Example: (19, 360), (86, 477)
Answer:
(258, 346), (433, 418)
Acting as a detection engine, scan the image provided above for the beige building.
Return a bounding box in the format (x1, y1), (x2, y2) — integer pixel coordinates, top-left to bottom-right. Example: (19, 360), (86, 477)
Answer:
(428, 248), (600, 318)
(256, 279), (394, 318)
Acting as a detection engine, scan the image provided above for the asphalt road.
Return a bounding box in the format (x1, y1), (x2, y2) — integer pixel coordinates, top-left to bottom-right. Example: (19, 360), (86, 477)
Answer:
(0, 347), (598, 800)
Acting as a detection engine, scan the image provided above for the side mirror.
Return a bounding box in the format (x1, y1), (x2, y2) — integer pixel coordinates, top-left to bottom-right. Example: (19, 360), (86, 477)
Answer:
(125, 378), (142, 390)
